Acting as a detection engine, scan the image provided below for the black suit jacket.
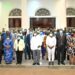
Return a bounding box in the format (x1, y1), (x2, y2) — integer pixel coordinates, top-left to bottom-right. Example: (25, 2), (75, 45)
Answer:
(56, 32), (66, 48)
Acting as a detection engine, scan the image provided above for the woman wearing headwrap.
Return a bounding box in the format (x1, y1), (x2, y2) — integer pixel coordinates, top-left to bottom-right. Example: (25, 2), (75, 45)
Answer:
(3, 36), (13, 64)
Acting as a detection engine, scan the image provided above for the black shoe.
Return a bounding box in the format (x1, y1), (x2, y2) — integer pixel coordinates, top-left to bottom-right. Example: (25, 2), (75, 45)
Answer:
(0, 62), (1, 64)
(48, 62), (51, 65)
(58, 62), (60, 65)
(61, 62), (65, 65)
(37, 63), (40, 65)
(46, 58), (48, 60)
(16, 62), (21, 64)
(33, 63), (36, 65)
(18, 62), (22, 64)
(28, 57), (31, 60)
(52, 62), (54, 65)
(25, 57), (27, 60)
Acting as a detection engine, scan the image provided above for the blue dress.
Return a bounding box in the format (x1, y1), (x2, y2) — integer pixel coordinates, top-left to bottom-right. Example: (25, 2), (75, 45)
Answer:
(3, 39), (13, 64)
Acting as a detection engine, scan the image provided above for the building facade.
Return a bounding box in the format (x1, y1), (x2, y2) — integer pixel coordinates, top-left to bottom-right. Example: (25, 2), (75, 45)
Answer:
(0, 0), (75, 31)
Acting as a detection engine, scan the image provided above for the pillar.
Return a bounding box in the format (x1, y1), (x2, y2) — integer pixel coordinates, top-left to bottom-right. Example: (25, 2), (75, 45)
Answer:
(56, 0), (66, 30)
(21, 0), (29, 30)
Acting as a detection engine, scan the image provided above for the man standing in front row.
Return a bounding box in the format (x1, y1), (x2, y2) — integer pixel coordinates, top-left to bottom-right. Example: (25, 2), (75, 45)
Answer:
(46, 32), (56, 65)
(30, 31), (42, 65)
(56, 29), (66, 65)
(14, 35), (25, 64)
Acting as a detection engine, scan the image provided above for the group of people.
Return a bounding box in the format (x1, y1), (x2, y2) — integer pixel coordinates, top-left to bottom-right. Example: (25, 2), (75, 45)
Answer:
(0, 28), (75, 65)
(30, 28), (66, 65)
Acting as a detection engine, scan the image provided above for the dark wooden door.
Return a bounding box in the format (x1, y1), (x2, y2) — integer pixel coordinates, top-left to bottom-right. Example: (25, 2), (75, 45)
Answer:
(67, 17), (75, 27)
(30, 18), (55, 29)
(9, 18), (21, 28)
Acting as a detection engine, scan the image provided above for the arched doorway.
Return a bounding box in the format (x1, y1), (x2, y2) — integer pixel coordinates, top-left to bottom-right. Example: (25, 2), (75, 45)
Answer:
(9, 8), (22, 30)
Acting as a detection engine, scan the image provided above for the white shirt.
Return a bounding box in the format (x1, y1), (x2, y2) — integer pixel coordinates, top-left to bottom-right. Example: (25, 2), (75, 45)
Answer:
(46, 36), (56, 47)
(30, 34), (42, 51)
(14, 39), (25, 51)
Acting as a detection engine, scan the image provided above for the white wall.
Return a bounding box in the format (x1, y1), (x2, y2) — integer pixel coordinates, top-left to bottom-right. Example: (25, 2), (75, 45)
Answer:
(1, 0), (21, 31)
(66, 0), (75, 8)
(27, 0), (66, 29)
(27, 0), (58, 29)
(0, 1), (2, 31)
(21, 0), (29, 29)
(1, 0), (74, 31)
(55, 0), (66, 29)
(27, 0), (57, 17)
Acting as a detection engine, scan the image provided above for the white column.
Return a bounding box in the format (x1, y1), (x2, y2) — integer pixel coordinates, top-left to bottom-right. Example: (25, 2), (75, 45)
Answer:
(0, 2), (2, 31)
(21, 0), (29, 30)
(56, 0), (66, 30)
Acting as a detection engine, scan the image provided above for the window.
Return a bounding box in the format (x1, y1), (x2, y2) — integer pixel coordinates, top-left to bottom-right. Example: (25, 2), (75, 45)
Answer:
(35, 8), (50, 16)
(9, 8), (21, 16)
(67, 8), (75, 16)
(9, 8), (21, 29)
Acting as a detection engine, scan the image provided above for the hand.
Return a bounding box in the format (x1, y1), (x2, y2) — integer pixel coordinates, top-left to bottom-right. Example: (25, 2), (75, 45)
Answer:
(48, 45), (54, 49)
(51, 46), (54, 49)
(6, 46), (10, 49)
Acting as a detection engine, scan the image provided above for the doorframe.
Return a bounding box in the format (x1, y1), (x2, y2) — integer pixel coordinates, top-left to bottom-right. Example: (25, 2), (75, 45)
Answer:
(8, 16), (22, 31)
(29, 16), (56, 29)
(66, 16), (75, 27)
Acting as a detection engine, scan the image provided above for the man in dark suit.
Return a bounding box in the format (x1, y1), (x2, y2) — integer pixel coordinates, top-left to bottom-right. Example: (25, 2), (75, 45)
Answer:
(25, 33), (31, 59)
(56, 29), (66, 65)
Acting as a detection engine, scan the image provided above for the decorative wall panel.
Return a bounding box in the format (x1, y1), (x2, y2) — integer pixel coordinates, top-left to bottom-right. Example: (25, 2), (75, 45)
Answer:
(35, 8), (50, 16)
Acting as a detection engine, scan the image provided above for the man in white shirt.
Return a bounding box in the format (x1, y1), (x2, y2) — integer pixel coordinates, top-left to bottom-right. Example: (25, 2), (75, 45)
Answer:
(46, 32), (56, 65)
(30, 31), (42, 65)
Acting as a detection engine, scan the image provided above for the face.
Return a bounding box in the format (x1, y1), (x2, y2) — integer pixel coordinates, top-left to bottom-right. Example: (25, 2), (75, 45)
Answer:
(30, 32), (32, 34)
(54, 31), (57, 34)
(59, 30), (63, 33)
(7, 37), (10, 40)
(49, 33), (53, 37)
(17, 37), (20, 40)
(34, 33), (37, 36)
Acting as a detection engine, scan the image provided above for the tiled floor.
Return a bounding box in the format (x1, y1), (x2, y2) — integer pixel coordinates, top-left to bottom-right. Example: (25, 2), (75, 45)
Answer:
(0, 56), (75, 75)
(0, 53), (74, 68)
(0, 67), (75, 75)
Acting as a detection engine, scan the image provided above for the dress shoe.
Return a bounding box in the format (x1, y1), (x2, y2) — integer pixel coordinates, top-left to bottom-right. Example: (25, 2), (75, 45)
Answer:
(61, 62), (65, 65)
(33, 63), (36, 65)
(52, 62), (54, 65)
(48, 62), (51, 65)
(0, 62), (1, 64)
(37, 63), (40, 65)
(58, 62), (60, 65)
